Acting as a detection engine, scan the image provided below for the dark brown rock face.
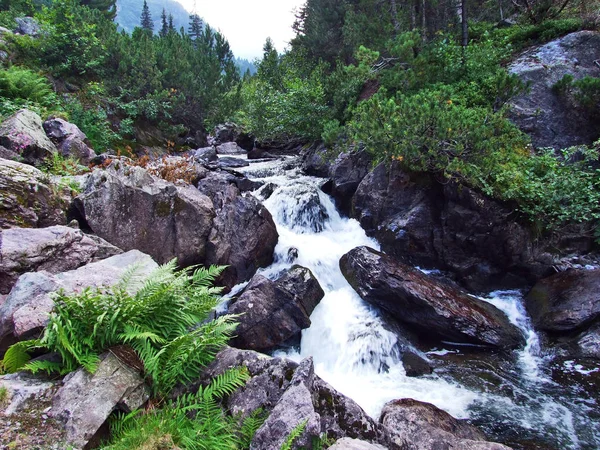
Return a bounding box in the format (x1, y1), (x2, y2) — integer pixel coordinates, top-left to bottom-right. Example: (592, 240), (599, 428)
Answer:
(340, 246), (525, 348)
(525, 269), (600, 333)
(228, 266), (324, 350)
(351, 162), (549, 291)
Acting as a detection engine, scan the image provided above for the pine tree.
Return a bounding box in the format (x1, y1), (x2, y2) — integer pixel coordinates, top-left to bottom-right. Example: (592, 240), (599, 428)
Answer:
(160, 8), (169, 37)
(80, 0), (117, 20)
(140, 0), (153, 33)
(188, 13), (203, 41)
(168, 13), (175, 32)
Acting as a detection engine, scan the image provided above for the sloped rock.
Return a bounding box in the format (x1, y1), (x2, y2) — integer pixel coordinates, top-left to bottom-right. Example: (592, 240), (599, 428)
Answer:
(301, 143), (331, 177)
(193, 146), (218, 163)
(0, 145), (19, 160)
(525, 269), (600, 332)
(218, 156), (250, 169)
(14, 17), (41, 36)
(49, 352), (149, 449)
(508, 31), (600, 149)
(380, 399), (511, 450)
(0, 225), (121, 294)
(0, 158), (69, 229)
(351, 162), (546, 291)
(216, 142), (246, 155)
(0, 110), (57, 166)
(205, 189), (278, 290)
(328, 438), (387, 450)
(229, 266), (324, 350)
(340, 246), (525, 348)
(327, 150), (372, 215)
(72, 165), (215, 266)
(201, 348), (384, 448)
(0, 250), (157, 352)
(43, 117), (95, 165)
(0, 371), (59, 416)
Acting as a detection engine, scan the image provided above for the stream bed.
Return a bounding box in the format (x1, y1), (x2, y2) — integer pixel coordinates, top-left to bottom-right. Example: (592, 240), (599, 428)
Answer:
(230, 155), (600, 449)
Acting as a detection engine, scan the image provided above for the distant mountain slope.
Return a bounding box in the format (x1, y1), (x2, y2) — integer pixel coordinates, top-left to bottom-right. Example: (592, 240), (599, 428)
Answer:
(235, 57), (257, 76)
(115, 0), (192, 34)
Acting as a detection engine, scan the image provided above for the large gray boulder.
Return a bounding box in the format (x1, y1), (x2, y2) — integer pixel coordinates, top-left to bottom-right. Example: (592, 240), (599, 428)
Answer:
(228, 266), (324, 350)
(14, 17), (41, 36)
(328, 438), (387, 450)
(380, 399), (511, 450)
(216, 142), (246, 155)
(43, 117), (95, 165)
(0, 250), (157, 351)
(0, 225), (121, 294)
(525, 269), (600, 332)
(0, 110), (57, 166)
(72, 164), (215, 267)
(508, 31), (600, 149)
(301, 143), (332, 178)
(204, 187), (278, 290)
(48, 352), (149, 449)
(0, 158), (70, 229)
(576, 322), (600, 360)
(340, 246), (525, 349)
(351, 162), (548, 291)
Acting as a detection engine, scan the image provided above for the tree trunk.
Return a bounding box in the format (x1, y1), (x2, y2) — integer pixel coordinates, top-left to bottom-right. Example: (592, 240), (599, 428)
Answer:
(421, 0), (427, 41)
(461, 0), (468, 48)
(390, 0), (401, 35)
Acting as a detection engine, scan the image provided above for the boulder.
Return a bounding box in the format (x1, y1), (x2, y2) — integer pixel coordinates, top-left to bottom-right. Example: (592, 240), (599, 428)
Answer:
(340, 246), (525, 348)
(401, 351), (433, 377)
(247, 147), (277, 160)
(0, 371), (59, 416)
(236, 132), (255, 152)
(0, 250), (157, 351)
(0, 145), (19, 160)
(328, 438), (387, 450)
(0, 110), (57, 166)
(14, 17), (41, 36)
(213, 122), (238, 144)
(576, 322), (600, 359)
(43, 117), (95, 164)
(193, 146), (218, 163)
(525, 269), (600, 332)
(200, 348), (385, 447)
(49, 352), (149, 449)
(217, 156), (250, 169)
(326, 150), (372, 215)
(228, 266), (324, 350)
(71, 164), (215, 266)
(0, 225), (122, 294)
(0, 158), (69, 229)
(301, 143), (331, 177)
(508, 31), (600, 149)
(351, 162), (545, 291)
(380, 399), (511, 450)
(216, 142), (246, 155)
(205, 189), (278, 290)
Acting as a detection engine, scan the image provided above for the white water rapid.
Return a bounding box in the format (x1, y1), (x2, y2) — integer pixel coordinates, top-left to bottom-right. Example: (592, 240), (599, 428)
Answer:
(231, 155), (600, 449)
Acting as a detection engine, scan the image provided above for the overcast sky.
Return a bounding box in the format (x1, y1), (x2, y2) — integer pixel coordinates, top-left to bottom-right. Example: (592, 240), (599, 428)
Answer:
(175, 0), (306, 60)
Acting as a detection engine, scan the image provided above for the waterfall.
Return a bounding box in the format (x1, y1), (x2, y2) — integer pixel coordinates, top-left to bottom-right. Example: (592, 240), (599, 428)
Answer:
(232, 155), (600, 449)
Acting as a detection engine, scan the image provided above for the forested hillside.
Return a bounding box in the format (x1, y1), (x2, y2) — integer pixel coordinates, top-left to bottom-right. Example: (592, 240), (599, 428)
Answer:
(115, 0), (191, 33)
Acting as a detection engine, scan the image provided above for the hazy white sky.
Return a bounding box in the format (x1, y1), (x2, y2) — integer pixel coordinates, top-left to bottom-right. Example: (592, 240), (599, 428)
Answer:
(176, 0), (306, 60)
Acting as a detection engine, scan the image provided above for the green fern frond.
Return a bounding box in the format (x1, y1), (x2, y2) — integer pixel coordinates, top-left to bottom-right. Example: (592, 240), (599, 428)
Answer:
(281, 419), (309, 450)
(233, 408), (268, 449)
(23, 360), (64, 375)
(1, 340), (43, 373)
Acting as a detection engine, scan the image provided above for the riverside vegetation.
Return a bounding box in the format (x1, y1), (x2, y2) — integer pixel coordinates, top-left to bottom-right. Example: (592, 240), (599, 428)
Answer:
(1, 0), (600, 448)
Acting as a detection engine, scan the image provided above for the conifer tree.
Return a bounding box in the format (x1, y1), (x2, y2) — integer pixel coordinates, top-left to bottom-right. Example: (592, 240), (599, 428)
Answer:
(188, 13), (203, 41)
(81, 0), (117, 20)
(160, 8), (169, 36)
(168, 13), (175, 32)
(140, 0), (153, 33)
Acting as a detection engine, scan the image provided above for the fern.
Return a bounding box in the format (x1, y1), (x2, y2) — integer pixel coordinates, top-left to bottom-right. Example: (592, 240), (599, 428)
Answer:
(281, 419), (309, 450)
(1, 340), (41, 373)
(232, 408), (268, 449)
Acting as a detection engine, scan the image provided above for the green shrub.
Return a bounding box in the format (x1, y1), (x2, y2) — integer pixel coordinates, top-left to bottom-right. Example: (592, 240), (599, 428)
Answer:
(62, 95), (118, 152)
(41, 152), (88, 176)
(0, 66), (55, 104)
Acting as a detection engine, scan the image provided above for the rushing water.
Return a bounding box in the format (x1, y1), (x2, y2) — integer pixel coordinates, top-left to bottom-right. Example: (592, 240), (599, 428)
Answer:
(232, 155), (600, 449)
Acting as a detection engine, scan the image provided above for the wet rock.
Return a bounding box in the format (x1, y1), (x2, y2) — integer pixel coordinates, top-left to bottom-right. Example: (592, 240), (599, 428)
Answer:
(270, 183), (330, 233)
(43, 118), (95, 164)
(205, 190), (278, 290)
(576, 322), (600, 359)
(351, 162), (546, 291)
(508, 31), (600, 149)
(236, 132), (255, 152)
(0, 250), (157, 352)
(251, 358), (322, 449)
(287, 247), (299, 263)
(72, 165), (215, 266)
(247, 147), (277, 160)
(301, 143), (331, 177)
(340, 246), (525, 348)
(327, 150), (372, 215)
(49, 352), (149, 449)
(216, 142), (246, 155)
(0, 158), (70, 229)
(0, 225), (121, 294)
(218, 156), (250, 169)
(328, 438), (387, 450)
(401, 351), (433, 377)
(0, 110), (57, 166)
(229, 266), (324, 350)
(525, 269), (600, 332)
(193, 146), (218, 163)
(380, 399), (511, 450)
(14, 17), (41, 36)
(213, 122), (238, 144)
